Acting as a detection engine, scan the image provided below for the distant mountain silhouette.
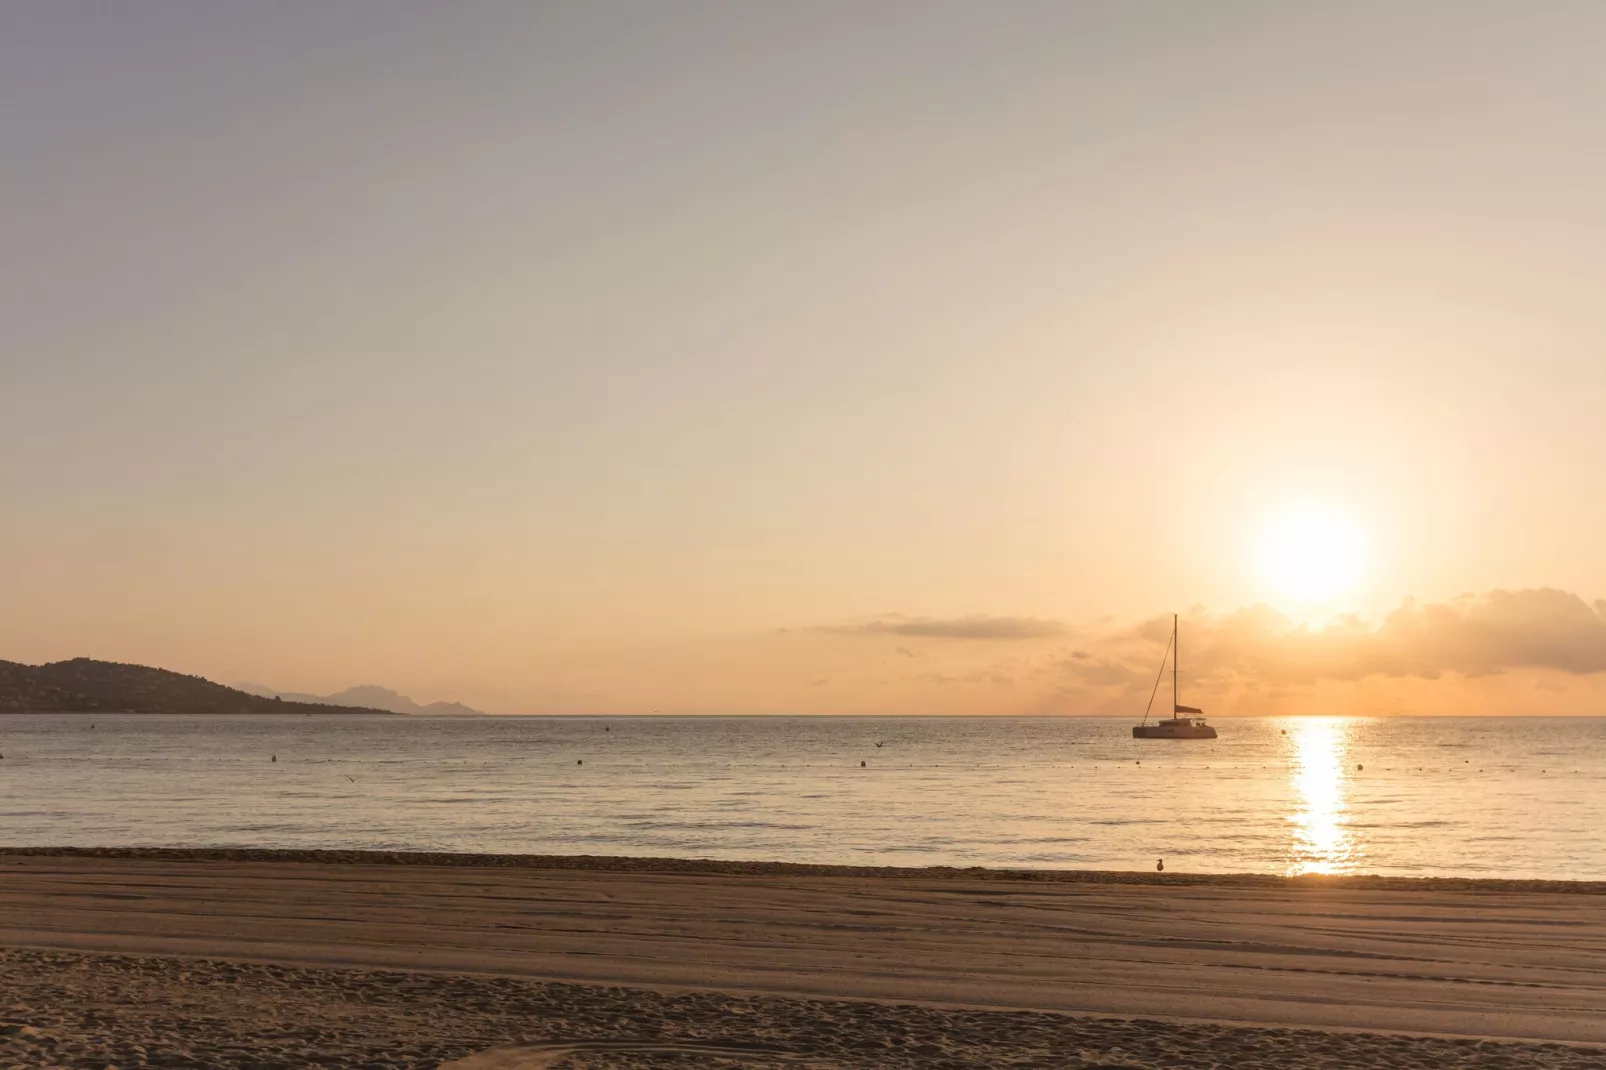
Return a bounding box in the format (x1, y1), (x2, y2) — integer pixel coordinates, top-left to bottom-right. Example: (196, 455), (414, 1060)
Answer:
(0, 658), (398, 715)
(236, 682), (485, 716)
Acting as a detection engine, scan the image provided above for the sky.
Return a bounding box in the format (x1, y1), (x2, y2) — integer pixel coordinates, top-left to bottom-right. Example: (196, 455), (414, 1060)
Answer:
(4, 2), (1605, 714)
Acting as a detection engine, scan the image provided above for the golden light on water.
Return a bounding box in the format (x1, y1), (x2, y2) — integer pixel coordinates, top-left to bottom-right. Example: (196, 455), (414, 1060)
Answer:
(1286, 718), (1358, 875)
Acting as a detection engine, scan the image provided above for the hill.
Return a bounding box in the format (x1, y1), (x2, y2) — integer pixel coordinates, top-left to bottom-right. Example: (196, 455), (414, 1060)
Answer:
(0, 658), (396, 715)
(236, 682), (485, 716)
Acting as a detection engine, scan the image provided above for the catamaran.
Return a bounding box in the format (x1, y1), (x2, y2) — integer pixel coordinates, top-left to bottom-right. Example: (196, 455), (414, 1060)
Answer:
(1133, 613), (1217, 740)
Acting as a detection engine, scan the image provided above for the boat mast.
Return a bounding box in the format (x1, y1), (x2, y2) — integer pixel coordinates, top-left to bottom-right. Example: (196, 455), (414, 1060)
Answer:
(1172, 613), (1178, 717)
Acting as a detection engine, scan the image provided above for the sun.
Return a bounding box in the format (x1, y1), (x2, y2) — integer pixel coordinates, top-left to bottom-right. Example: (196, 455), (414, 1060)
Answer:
(1258, 503), (1365, 603)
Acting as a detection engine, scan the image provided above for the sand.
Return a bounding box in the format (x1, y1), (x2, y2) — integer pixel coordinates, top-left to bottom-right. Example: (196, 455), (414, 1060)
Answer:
(4, 947), (1601, 1070)
(2, 850), (1604, 1068)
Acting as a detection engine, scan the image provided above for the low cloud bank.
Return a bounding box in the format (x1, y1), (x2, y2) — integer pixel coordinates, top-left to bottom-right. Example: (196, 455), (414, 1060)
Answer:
(1151, 588), (1606, 686)
(1042, 588), (1606, 714)
(817, 615), (1068, 640)
(806, 589), (1606, 713)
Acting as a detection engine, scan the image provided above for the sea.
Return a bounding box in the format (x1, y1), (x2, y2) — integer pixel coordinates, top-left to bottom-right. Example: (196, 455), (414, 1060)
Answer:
(2, 714), (1603, 880)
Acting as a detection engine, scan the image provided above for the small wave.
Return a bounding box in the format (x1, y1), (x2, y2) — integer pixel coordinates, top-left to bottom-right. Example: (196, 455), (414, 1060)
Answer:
(1349, 819), (1454, 830)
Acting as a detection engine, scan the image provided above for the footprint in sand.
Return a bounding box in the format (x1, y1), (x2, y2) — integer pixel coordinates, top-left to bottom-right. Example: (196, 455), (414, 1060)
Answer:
(439, 1039), (804, 1069)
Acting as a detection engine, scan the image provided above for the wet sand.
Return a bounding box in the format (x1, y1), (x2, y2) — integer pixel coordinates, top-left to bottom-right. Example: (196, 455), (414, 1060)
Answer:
(2, 849), (1604, 1067)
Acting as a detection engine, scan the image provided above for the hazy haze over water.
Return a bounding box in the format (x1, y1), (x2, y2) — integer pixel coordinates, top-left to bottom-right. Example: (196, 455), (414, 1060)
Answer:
(4, 714), (1602, 879)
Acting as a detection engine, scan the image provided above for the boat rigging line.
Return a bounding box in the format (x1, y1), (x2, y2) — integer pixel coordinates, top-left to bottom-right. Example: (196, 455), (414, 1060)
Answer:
(1140, 627), (1175, 727)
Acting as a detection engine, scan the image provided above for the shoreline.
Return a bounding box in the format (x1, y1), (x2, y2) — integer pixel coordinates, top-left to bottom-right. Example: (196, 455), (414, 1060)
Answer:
(3, 845), (1602, 893)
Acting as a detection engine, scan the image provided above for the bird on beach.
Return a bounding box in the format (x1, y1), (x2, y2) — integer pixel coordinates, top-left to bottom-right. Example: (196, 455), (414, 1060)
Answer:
(1156, 859), (1164, 872)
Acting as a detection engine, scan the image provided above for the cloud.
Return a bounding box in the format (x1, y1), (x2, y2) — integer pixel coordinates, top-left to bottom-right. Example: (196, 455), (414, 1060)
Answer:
(920, 668), (1018, 687)
(1060, 588), (1606, 694)
(816, 614), (1068, 640)
(1202, 588), (1606, 684)
(782, 588), (1606, 715)
(1053, 654), (1148, 688)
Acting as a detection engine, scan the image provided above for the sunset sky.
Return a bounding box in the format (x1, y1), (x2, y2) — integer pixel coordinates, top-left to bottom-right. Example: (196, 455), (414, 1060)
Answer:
(5, 3), (1605, 714)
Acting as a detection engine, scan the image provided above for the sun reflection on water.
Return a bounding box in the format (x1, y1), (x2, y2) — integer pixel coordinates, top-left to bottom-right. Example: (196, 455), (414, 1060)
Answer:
(1286, 717), (1357, 874)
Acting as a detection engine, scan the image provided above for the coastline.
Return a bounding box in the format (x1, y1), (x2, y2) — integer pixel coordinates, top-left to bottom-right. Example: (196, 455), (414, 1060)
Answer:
(0, 708), (399, 715)
(4, 845), (1602, 893)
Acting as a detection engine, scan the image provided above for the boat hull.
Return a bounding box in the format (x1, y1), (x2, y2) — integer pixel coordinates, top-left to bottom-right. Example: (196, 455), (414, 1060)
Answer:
(1133, 723), (1218, 740)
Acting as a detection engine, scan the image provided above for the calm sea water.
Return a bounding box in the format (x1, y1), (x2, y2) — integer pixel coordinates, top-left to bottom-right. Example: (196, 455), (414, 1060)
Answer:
(2, 715), (1603, 879)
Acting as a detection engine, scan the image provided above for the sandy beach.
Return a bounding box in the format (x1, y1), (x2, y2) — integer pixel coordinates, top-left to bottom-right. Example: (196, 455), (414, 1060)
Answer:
(2, 850), (1604, 1068)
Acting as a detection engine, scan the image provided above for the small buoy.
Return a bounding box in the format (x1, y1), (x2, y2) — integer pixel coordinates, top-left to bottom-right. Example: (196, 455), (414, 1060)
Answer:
(1156, 859), (1164, 872)
(1281, 729), (1287, 735)
(271, 755), (276, 762)
(604, 726), (609, 732)
(860, 760), (866, 767)
(577, 759), (583, 765)
(1356, 763), (1362, 772)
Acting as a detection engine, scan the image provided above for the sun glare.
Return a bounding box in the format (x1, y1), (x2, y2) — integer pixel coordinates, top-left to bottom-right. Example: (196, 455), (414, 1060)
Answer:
(1259, 503), (1365, 603)
(1285, 717), (1358, 875)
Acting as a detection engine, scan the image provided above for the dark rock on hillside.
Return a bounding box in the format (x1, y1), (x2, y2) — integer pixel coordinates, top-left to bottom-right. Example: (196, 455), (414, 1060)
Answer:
(0, 658), (396, 715)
